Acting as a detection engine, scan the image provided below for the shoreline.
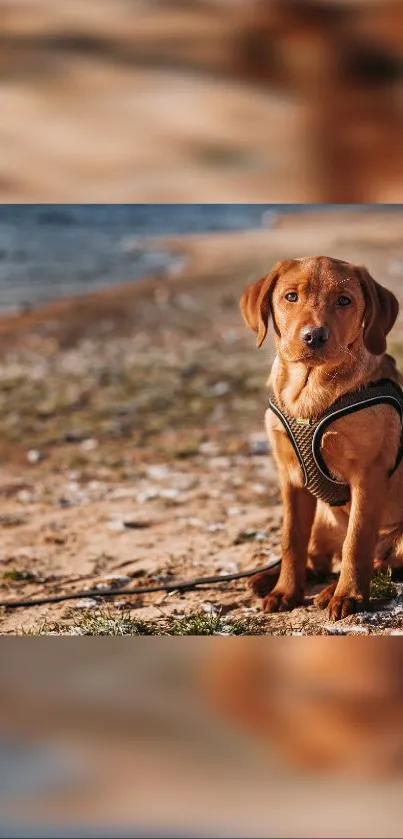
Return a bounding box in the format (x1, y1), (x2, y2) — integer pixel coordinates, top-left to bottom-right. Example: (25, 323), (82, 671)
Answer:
(1, 206), (402, 356)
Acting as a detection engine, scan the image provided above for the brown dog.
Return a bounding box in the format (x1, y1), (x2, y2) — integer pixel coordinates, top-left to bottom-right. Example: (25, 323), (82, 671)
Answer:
(241, 256), (403, 621)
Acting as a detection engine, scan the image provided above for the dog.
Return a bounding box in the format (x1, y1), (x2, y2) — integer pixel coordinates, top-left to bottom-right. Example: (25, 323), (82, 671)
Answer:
(240, 256), (403, 621)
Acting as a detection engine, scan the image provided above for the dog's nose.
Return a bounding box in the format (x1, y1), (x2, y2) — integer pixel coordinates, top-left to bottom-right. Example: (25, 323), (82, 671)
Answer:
(301, 325), (330, 349)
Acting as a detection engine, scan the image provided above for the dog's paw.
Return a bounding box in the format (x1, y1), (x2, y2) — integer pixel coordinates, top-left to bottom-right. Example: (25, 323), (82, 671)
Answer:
(327, 593), (368, 622)
(315, 582), (337, 610)
(263, 588), (304, 614)
(249, 569), (279, 598)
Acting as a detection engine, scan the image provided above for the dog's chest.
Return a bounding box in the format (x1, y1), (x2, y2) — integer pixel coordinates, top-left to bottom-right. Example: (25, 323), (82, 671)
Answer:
(266, 409), (351, 488)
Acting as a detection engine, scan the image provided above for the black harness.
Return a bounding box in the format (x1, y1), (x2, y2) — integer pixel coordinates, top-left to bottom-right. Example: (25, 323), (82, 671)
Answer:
(268, 378), (403, 507)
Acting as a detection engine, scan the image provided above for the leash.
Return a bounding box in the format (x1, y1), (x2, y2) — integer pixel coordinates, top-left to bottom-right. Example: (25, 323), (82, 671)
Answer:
(0, 558), (282, 610)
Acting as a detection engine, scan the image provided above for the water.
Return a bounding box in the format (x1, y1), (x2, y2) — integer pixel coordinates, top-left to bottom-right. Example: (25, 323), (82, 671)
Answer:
(0, 204), (389, 313)
(0, 204), (282, 312)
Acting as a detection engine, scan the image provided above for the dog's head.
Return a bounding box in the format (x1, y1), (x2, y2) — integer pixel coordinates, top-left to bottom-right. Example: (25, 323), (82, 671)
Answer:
(240, 256), (399, 364)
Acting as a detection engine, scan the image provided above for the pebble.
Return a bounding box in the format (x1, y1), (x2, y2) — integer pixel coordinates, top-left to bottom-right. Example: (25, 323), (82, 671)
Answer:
(136, 487), (180, 503)
(182, 517), (204, 528)
(252, 483), (267, 495)
(209, 457), (231, 469)
(205, 381), (231, 397)
(75, 598), (99, 609)
(201, 603), (218, 615)
(198, 441), (220, 457)
(145, 465), (171, 480)
(206, 523), (226, 533)
(247, 432), (269, 456)
(107, 520), (126, 532)
(95, 575), (130, 592)
(80, 438), (99, 452)
(27, 450), (43, 465)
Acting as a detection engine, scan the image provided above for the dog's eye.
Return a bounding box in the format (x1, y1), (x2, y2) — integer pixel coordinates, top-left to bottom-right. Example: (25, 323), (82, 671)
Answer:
(285, 292), (299, 303)
(337, 295), (351, 307)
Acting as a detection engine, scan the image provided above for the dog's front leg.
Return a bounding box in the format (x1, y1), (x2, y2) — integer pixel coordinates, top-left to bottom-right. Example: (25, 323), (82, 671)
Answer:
(327, 465), (388, 621)
(264, 479), (317, 613)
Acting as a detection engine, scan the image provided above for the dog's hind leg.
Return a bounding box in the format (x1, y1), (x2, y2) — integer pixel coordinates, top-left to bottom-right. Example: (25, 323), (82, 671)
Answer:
(308, 501), (346, 576)
(374, 526), (403, 580)
(309, 503), (347, 609)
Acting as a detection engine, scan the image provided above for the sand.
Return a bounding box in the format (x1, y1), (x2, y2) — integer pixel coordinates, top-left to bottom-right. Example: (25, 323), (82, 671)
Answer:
(0, 208), (403, 634)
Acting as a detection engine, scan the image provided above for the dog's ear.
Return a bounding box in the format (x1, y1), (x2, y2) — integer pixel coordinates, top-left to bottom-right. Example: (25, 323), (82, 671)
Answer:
(358, 267), (399, 355)
(240, 261), (286, 348)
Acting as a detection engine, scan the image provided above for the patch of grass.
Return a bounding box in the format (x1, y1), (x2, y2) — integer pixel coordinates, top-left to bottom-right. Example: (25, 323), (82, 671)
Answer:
(370, 568), (398, 601)
(234, 529), (267, 545)
(168, 612), (223, 636)
(26, 609), (266, 636)
(3, 570), (37, 582)
(0, 514), (26, 528)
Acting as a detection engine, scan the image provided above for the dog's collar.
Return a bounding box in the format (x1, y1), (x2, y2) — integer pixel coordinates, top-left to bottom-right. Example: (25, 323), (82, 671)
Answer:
(268, 378), (403, 507)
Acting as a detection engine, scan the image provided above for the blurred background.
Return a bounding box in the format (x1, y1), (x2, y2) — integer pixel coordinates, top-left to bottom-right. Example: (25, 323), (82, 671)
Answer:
(1, 0), (403, 203)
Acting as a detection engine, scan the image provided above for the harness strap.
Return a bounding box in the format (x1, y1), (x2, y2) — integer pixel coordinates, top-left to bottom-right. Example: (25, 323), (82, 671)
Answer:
(268, 378), (403, 507)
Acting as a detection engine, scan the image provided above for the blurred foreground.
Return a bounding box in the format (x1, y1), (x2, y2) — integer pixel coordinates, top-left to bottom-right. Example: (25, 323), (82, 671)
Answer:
(1, 0), (403, 202)
(1, 638), (403, 837)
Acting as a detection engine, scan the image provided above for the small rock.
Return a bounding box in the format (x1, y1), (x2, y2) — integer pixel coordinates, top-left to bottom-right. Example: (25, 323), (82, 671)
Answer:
(252, 483), (267, 495)
(137, 486), (180, 503)
(145, 465), (171, 481)
(95, 575), (130, 591)
(27, 450), (43, 465)
(67, 471), (81, 481)
(123, 519), (152, 530)
(206, 523), (226, 533)
(201, 603), (218, 615)
(182, 517), (204, 528)
(206, 381), (231, 397)
(66, 481), (80, 493)
(75, 598), (99, 609)
(181, 363), (198, 379)
(218, 562), (239, 574)
(248, 433), (269, 456)
(136, 489), (160, 503)
(80, 438), (99, 452)
(198, 441), (220, 457)
(209, 456), (231, 469)
(107, 520), (126, 532)
(234, 529), (267, 545)
(159, 488), (180, 500)
(108, 516), (152, 532)
(132, 605), (162, 621)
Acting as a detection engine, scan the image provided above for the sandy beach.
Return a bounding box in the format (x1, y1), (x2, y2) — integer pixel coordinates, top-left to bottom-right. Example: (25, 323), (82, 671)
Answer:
(1, 207), (403, 634)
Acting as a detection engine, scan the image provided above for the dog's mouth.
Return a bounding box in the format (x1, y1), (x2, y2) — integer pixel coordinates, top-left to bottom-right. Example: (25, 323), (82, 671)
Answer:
(289, 350), (333, 365)
(287, 344), (351, 366)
